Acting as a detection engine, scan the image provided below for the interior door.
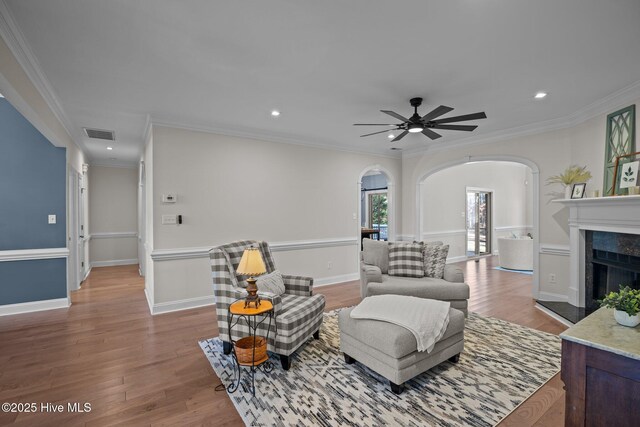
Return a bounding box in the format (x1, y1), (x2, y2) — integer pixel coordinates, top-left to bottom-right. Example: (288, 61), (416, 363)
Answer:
(466, 190), (492, 257)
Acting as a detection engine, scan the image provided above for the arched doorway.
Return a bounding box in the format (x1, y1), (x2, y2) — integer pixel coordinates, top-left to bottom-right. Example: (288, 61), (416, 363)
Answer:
(415, 155), (541, 299)
(358, 165), (395, 247)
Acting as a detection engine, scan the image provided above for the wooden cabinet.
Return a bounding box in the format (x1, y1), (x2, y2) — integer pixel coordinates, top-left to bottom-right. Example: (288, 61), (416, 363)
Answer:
(562, 340), (640, 426)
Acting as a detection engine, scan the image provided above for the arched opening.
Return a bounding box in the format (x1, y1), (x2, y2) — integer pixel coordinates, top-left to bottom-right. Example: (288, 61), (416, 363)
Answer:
(416, 156), (541, 299)
(358, 165), (395, 249)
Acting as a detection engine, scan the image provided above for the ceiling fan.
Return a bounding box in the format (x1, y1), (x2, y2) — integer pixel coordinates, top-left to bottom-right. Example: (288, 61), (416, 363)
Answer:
(354, 97), (487, 142)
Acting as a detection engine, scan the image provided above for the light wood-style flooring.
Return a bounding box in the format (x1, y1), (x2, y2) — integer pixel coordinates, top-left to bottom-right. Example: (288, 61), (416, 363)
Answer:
(0, 257), (566, 426)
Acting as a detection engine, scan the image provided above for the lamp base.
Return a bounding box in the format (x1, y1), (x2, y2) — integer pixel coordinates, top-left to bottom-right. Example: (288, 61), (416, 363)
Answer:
(244, 277), (261, 309)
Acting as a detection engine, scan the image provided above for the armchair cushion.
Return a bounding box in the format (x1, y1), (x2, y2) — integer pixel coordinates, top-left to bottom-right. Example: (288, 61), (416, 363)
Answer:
(388, 242), (425, 278)
(362, 238), (389, 273)
(424, 243), (449, 279)
(256, 270), (286, 295)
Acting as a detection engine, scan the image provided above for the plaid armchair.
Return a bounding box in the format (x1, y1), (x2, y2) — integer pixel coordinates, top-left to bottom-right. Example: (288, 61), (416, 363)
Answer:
(210, 240), (325, 370)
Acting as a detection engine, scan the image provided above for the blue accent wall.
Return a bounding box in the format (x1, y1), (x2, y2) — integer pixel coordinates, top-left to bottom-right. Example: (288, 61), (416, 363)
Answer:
(0, 259), (66, 304)
(0, 98), (67, 305)
(0, 98), (66, 250)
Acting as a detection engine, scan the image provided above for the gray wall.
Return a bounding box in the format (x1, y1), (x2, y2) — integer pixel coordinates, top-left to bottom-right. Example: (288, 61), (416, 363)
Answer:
(0, 98), (67, 305)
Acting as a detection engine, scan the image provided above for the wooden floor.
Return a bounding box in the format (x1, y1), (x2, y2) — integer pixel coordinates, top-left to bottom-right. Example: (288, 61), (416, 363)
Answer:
(0, 257), (566, 426)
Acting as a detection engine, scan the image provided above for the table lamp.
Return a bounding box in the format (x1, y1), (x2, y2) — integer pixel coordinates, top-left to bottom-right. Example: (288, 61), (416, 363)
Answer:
(236, 247), (267, 308)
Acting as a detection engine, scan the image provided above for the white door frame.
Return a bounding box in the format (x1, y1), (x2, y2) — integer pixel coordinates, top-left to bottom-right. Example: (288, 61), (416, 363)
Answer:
(358, 165), (396, 241)
(465, 186), (495, 258)
(67, 168), (83, 293)
(416, 156), (540, 299)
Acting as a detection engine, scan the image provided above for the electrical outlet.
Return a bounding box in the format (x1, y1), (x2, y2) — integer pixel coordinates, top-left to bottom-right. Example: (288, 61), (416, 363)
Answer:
(327, 261), (333, 270)
(161, 215), (177, 225)
(549, 273), (556, 284)
(48, 214), (56, 224)
(352, 213), (357, 220)
(461, 211), (465, 218)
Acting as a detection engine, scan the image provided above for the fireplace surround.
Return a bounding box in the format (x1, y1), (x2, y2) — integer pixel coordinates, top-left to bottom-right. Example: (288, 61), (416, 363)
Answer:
(554, 195), (640, 308)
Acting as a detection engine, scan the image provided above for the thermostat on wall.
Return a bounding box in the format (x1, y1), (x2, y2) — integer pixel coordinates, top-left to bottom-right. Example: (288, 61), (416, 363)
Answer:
(162, 194), (177, 203)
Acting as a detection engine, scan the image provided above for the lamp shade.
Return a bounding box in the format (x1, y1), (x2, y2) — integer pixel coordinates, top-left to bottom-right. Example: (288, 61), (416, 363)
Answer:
(236, 248), (267, 276)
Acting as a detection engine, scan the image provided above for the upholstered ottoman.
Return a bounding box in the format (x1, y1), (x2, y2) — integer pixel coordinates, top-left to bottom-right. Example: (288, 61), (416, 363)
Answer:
(339, 306), (465, 394)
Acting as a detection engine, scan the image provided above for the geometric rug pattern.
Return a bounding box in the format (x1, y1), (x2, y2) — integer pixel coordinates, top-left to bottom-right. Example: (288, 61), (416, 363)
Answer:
(199, 309), (561, 427)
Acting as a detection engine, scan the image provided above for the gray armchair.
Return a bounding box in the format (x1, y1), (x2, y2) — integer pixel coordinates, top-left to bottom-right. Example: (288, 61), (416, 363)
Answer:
(210, 240), (325, 370)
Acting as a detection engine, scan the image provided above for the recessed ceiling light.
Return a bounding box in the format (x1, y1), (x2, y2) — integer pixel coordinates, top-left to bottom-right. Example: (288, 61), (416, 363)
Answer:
(388, 134), (395, 139)
(534, 92), (547, 99)
(107, 146), (113, 150)
(271, 110), (280, 117)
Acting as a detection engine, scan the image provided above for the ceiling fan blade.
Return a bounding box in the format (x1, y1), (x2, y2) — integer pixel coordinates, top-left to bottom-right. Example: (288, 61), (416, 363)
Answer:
(360, 129), (393, 137)
(381, 110), (410, 122)
(422, 128), (442, 140)
(391, 131), (409, 142)
(432, 124), (478, 131)
(353, 124), (396, 126)
(432, 112), (487, 124)
(421, 105), (454, 122)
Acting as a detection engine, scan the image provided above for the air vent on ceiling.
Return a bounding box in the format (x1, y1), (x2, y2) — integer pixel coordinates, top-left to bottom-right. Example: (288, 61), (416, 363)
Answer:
(83, 127), (115, 141)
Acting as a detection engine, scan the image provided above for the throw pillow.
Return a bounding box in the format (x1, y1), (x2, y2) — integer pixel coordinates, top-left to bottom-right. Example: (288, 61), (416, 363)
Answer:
(388, 242), (425, 278)
(424, 243), (450, 279)
(362, 238), (390, 273)
(254, 270), (286, 296)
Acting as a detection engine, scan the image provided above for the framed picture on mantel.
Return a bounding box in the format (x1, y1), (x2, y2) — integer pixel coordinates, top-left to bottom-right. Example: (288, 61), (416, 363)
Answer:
(612, 151), (640, 195)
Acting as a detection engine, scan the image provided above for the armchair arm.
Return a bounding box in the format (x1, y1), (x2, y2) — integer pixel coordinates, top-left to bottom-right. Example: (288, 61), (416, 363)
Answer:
(443, 264), (465, 283)
(282, 274), (313, 297)
(360, 262), (382, 299)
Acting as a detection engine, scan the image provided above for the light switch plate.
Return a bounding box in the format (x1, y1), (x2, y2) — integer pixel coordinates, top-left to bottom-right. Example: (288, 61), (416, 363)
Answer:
(162, 194), (177, 203)
(48, 214), (57, 224)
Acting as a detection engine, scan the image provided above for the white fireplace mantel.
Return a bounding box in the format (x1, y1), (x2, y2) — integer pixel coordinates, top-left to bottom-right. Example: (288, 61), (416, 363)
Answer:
(553, 195), (640, 306)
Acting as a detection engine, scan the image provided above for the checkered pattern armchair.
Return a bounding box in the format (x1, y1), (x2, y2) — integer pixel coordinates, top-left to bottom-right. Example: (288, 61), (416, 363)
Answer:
(210, 240), (326, 370)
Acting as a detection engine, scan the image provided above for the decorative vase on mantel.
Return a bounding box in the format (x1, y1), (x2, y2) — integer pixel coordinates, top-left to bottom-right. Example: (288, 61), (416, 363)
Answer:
(614, 309), (640, 327)
(565, 186), (572, 199)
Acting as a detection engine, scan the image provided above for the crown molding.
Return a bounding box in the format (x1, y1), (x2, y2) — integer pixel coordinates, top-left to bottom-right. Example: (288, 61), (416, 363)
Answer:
(403, 79), (640, 159)
(0, 1), (87, 155)
(150, 117), (401, 160)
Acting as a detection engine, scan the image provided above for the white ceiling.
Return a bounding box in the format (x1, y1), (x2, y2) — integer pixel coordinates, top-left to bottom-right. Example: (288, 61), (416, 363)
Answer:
(4, 0), (640, 165)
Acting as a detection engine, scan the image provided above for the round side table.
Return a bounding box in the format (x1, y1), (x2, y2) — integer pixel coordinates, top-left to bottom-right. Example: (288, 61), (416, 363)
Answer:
(227, 299), (274, 396)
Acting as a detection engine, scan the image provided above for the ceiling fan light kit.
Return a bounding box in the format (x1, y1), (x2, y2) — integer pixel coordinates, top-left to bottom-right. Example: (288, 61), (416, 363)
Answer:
(354, 97), (487, 144)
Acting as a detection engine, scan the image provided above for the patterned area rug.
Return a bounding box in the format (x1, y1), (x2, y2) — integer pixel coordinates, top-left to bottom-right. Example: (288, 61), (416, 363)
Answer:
(199, 310), (560, 427)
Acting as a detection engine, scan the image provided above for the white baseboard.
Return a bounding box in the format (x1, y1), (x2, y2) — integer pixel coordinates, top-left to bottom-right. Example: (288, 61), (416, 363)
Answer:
(446, 255), (468, 264)
(91, 259), (138, 267)
(314, 273), (360, 287)
(0, 297), (70, 316)
(538, 291), (569, 302)
(82, 267), (92, 281)
(152, 295), (215, 315)
(535, 303), (574, 327)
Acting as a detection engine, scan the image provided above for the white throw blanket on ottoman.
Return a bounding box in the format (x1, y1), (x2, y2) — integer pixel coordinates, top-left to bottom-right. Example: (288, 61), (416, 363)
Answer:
(350, 295), (450, 353)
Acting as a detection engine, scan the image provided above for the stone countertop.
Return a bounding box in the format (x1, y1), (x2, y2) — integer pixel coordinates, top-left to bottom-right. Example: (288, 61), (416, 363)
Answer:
(560, 307), (640, 360)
